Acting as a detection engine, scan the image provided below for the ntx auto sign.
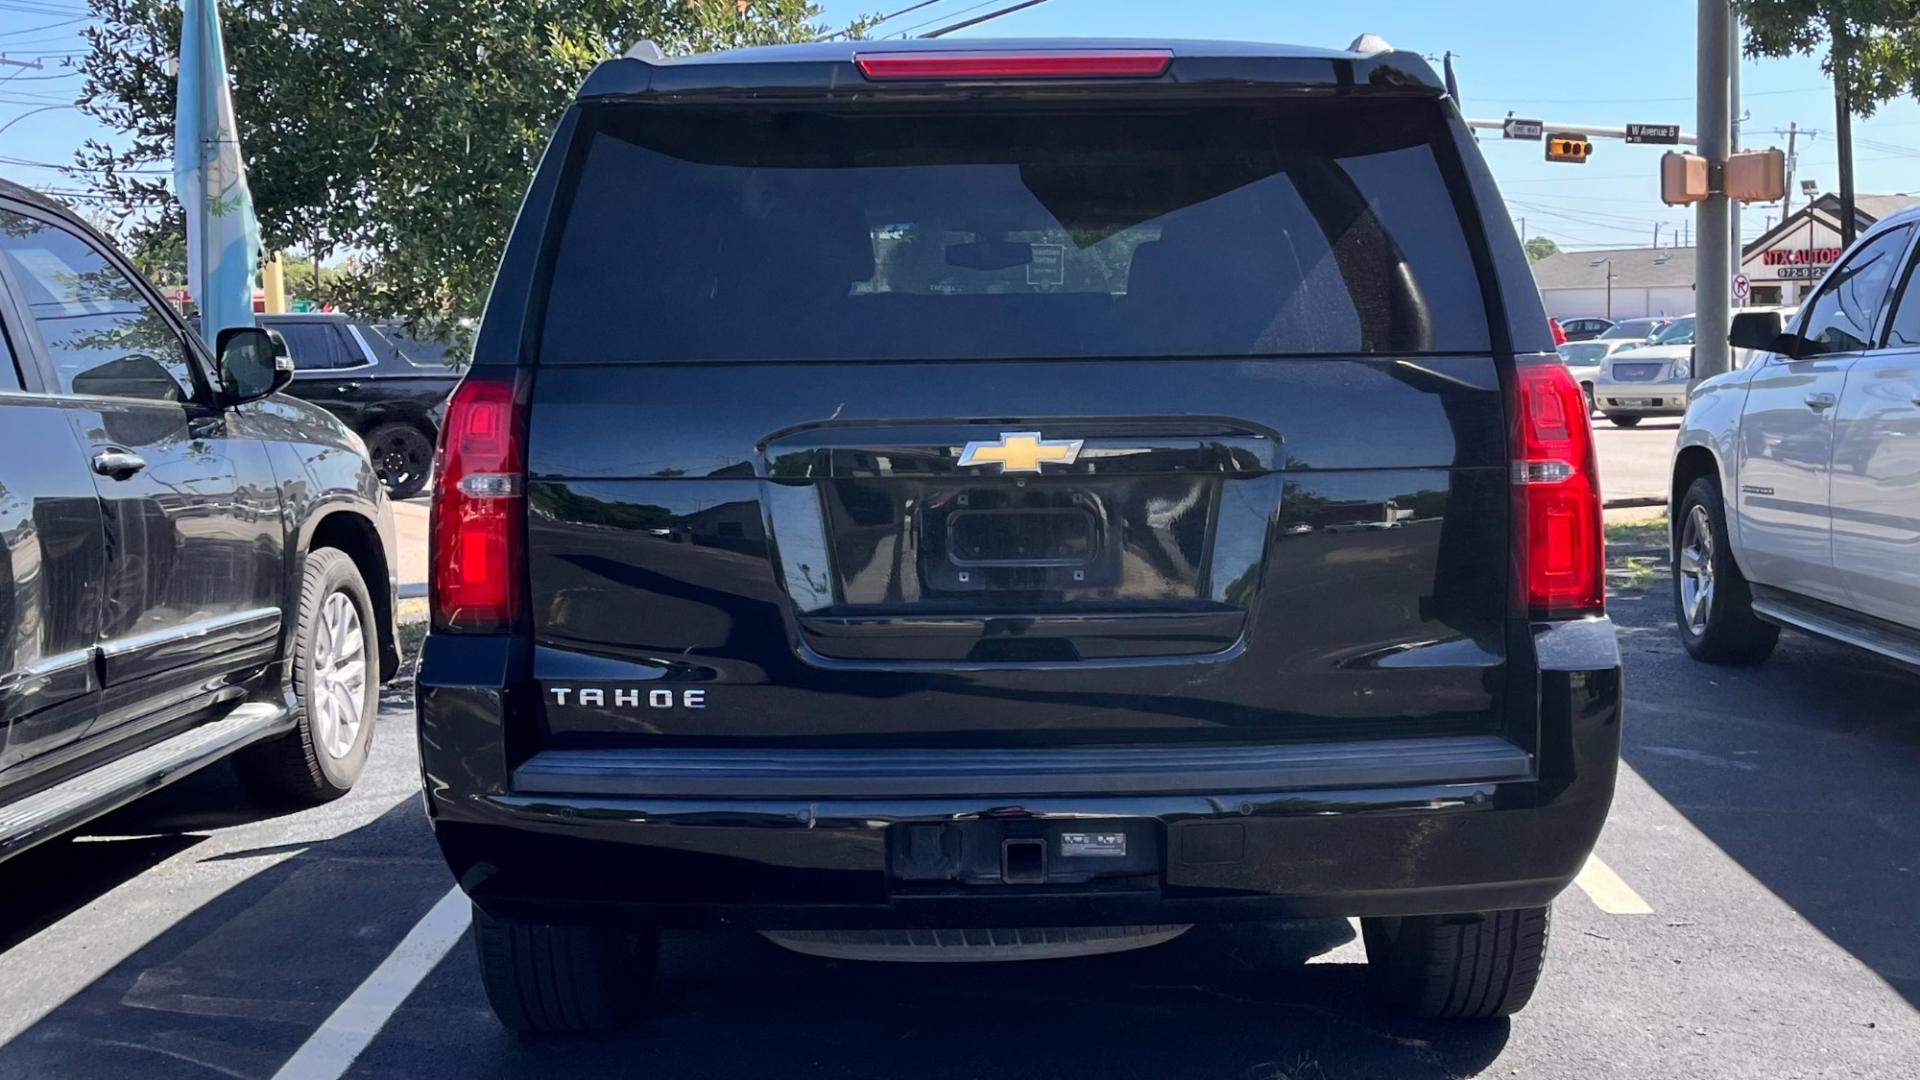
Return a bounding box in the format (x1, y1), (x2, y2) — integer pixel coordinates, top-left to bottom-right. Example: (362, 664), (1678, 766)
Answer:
(1760, 246), (1844, 280)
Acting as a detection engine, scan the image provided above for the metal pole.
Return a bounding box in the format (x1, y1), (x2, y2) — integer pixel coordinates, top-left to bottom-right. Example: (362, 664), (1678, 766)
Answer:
(1695, 0), (1732, 381)
(1606, 260), (1613, 319)
(1835, 46), (1858, 247)
(1730, 10), (1744, 308)
(1782, 122), (1798, 221)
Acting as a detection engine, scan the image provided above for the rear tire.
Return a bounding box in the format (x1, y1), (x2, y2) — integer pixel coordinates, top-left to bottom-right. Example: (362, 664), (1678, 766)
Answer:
(473, 906), (657, 1036)
(1362, 908), (1550, 1019)
(1606, 413), (1642, 428)
(366, 422), (434, 500)
(1673, 475), (1779, 665)
(235, 548), (376, 804)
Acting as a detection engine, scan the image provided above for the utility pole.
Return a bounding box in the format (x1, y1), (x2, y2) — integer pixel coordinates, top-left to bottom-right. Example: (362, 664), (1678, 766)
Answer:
(1653, 223), (1663, 249)
(1833, 22), (1858, 247)
(0, 57), (46, 70)
(1730, 10), (1744, 307)
(1696, 0), (1732, 380)
(1518, 216), (1526, 245)
(1781, 122), (1800, 220)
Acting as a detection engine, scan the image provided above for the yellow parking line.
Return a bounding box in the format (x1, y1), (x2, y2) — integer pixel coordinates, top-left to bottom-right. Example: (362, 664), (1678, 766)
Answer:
(1574, 853), (1654, 915)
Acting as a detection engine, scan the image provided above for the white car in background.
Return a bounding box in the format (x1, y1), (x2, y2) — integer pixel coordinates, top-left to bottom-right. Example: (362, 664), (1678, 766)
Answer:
(1556, 338), (1642, 408)
(1593, 315), (1696, 427)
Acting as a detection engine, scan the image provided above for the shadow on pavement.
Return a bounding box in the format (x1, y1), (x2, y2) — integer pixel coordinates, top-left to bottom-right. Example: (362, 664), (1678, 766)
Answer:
(0, 760), (333, 957)
(360, 918), (1510, 1080)
(0, 796), (449, 1080)
(0, 832), (203, 955)
(1609, 585), (1920, 1007)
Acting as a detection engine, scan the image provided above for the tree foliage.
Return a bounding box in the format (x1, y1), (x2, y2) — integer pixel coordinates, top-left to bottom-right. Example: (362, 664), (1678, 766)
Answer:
(1524, 236), (1561, 262)
(1738, 0), (1920, 117)
(77, 0), (867, 340)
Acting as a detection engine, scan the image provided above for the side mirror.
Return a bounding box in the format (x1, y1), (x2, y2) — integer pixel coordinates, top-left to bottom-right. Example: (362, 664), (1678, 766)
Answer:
(217, 326), (293, 403)
(267, 328), (289, 359)
(1727, 311), (1782, 351)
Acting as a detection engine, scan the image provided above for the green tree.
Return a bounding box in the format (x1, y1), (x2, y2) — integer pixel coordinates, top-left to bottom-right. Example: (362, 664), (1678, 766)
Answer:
(77, 0), (871, 341)
(1524, 236), (1561, 262)
(1739, 1), (1920, 118)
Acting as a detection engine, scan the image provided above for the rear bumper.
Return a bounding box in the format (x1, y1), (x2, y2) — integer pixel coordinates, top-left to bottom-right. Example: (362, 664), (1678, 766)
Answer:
(416, 622), (1621, 928)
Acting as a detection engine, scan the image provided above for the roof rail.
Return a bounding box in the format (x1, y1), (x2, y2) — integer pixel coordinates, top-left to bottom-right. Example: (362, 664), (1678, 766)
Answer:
(624, 40), (664, 62)
(1347, 33), (1393, 55)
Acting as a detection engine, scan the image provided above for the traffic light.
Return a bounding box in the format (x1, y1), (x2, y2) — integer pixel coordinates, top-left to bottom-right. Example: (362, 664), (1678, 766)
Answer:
(1546, 133), (1591, 164)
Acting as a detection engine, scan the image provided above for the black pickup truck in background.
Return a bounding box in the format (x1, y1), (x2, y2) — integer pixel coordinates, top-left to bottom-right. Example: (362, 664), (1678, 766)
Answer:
(256, 314), (458, 499)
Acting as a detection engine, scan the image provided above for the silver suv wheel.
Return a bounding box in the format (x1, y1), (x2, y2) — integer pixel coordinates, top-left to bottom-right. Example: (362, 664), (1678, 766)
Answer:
(1677, 503), (1716, 634)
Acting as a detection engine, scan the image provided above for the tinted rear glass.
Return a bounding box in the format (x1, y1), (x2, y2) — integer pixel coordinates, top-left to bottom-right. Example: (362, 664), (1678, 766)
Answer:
(539, 101), (1490, 363)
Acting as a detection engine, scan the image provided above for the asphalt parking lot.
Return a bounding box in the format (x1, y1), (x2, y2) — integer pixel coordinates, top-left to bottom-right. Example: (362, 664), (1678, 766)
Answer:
(3, 421), (1916, 1080)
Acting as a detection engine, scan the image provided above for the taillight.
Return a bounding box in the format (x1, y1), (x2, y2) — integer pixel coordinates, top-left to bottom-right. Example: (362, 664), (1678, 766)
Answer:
(854, 50), (1173, 81)
(431, 368), (530, 633)
(1511, 360), (1604, 620)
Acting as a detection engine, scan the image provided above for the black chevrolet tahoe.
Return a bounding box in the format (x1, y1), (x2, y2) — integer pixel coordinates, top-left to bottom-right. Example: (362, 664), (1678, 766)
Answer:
(0, 181), (401, 863)
(417, 37), (1621, 1034)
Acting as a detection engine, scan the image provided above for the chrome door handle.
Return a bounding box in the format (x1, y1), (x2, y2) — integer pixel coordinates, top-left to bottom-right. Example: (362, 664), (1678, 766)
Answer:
(90, 449), (147, 480)
(1805, 392), (1837, 411)
(336, 382), (360, 393)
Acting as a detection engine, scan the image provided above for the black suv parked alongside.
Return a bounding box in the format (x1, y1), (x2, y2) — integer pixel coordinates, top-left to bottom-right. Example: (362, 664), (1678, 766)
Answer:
(258, 313), (459, 499)
(417, 38), (1621, 1033)
(0, 181), (401, 862)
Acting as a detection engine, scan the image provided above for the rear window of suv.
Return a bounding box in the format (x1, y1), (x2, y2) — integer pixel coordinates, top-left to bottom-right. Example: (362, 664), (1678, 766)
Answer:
(538, 100), (1491, 363)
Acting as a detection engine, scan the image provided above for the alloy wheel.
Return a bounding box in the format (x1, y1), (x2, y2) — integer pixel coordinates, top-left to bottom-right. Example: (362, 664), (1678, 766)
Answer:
(1677, 504), (1717, 634)
(311, 591), (368, 758)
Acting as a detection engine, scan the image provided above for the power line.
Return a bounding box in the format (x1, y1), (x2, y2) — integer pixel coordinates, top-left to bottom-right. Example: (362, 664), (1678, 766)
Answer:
(0, 15), (89, 38)
(894, 0), (999, 36)
(815, 0), (945, 41)
(921, 0), (1051, 37)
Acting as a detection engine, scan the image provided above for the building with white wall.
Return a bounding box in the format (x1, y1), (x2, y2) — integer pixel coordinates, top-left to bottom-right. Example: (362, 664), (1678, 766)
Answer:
(1530, 246), (1696, 322)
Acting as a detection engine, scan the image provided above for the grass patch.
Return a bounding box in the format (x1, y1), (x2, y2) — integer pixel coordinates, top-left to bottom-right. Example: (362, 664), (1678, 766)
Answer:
(398, 618), (428, 661)
(1605, 515), (1668, 549)
(1612, 557), (1662, 592)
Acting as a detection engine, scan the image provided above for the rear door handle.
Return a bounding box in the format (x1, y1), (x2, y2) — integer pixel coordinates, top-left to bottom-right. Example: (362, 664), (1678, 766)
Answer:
(90, 449), (147, 480)
(336, 382), (360, 393)
(1804, 392), (1838, 411)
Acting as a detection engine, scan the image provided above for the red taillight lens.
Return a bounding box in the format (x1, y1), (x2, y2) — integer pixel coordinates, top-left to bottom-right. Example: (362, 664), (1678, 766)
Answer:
(1512, 360), (1604, 619)
(854, 50), (1173, 81)
(431, 368), (529, 633)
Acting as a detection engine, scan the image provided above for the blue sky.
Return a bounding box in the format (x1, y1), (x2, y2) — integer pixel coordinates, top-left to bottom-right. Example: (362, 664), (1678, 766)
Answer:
(5, 0), (1918, 253)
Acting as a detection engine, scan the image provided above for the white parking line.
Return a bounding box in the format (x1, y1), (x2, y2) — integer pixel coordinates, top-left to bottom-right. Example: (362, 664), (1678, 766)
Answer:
(1573, 853), (1654, 915)
(271, 885), (468, 1080)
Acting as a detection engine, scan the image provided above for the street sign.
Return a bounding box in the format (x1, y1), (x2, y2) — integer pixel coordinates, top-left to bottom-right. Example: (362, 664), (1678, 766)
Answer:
(1545, 133), (1591, 163)
(1732, 273), (1751, 301)
(1625, 123), (1681, 145)
(1503, 117), (1544, 141)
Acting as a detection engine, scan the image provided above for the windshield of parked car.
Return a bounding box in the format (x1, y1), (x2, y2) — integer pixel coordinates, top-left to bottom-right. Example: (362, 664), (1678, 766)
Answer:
(1558, 342), (1611, 364)
(1600, 318), (1659, 339)
(540, 100), (1492, 362)
(1650, 316), (1695, 345)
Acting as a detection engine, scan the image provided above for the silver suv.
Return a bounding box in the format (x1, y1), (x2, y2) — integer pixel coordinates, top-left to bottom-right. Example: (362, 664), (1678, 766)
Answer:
(1669, 211), (1920, 665)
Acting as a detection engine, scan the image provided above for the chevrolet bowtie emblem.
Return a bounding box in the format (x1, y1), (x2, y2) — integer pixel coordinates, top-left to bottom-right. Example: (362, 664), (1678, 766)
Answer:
(956, 431), (1085, 474)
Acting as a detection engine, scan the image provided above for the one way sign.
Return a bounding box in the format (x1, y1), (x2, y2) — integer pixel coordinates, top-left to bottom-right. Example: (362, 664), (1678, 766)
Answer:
(1503, 117), (1544, 141)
